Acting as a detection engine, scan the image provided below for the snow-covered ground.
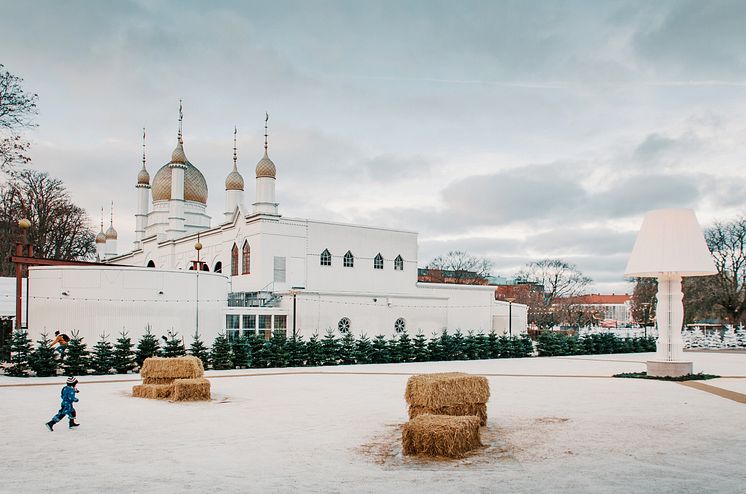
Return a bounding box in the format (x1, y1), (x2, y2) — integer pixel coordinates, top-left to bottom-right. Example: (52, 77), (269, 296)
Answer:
(2, 352), (745, 493)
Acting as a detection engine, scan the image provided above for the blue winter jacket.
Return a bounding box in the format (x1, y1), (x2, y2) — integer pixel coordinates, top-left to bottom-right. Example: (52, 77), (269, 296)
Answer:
(60, 385), (79, 410)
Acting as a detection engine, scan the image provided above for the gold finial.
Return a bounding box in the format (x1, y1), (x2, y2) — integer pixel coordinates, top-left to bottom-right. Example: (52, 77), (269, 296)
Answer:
(110, 201), (114, 226)
(178, 99), (183, 143)
(142, 127), (146, 168)
(18, 218), (31, 230)
(233, 126), (238, 170)
(264, 112), (269, 152)
(100, 207), (104, 231)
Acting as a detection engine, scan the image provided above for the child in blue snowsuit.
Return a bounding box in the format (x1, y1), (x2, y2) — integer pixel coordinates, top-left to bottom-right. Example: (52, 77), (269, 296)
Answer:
(46, 376), (80, 431)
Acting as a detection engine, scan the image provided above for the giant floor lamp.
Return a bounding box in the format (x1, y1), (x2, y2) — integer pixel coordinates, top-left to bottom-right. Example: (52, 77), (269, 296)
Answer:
(624, 208), (716, 377)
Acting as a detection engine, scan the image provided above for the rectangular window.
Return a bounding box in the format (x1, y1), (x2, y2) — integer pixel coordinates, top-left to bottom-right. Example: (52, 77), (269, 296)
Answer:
(241, 329), (255, 338)
(274, 256), (286, 283)
(258, 314), (271, 330)
(226, 314), (240, 330)
(242, 314), (256, 331)
(274, 315), (287, 330)
(226, 329), (240, 342)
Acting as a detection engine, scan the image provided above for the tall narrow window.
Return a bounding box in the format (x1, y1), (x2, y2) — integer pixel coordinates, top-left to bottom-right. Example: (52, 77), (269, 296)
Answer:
(394, 255), (404, 271)
(274, 256), (286, 282)
(214, 261), (222, 273)
(231, 244), (238, 276)
(343, 250), (354, 268)
(320, 248), (332, 266)
(242, 241), (251, 275)
(374, 253), (383, 270)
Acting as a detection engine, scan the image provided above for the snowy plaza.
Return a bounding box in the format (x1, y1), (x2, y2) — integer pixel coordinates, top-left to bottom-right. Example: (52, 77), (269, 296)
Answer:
(2, 351), (745, 493)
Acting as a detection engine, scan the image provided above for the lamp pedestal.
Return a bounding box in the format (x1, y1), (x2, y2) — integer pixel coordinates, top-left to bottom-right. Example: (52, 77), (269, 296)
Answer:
(646, 274), (692, 377)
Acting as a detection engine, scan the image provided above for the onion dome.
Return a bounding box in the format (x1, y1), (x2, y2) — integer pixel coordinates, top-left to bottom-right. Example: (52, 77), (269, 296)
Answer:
(255, 151), (276, 178)
(105, 224), (118, 240)
(151, 161), (208, 204)
(225, 168), (244, 191)
(171, 139), (187, 165)
(95, 229), (106, 244)
(137, 165), (150, 185)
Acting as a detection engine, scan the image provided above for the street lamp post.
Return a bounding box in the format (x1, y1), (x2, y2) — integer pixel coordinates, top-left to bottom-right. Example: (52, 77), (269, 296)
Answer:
(505, 297), (516, 337)
(641, 302), (651, 338)
(194, 234), (202, 334)
(289, 286), (305, 336)
(15, 218), (32, 329)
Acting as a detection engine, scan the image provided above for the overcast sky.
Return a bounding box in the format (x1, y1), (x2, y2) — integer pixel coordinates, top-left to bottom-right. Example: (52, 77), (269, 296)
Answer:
(2, 0), (745, 293)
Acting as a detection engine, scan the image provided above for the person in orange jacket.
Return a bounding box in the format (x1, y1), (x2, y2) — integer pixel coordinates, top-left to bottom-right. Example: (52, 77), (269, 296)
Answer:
(50, 331), (70, 356)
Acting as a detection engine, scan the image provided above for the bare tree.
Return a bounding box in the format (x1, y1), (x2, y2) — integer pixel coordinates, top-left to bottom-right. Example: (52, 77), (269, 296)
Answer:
(0, 169), (95, 275)
(426, 250), (492, 284)
(0, 65), (38, 173)
(629, 278), (657, 325)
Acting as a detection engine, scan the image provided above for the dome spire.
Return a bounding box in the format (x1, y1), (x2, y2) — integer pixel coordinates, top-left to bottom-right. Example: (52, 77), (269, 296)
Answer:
(96, 207), (106, 245)
(255, 112), (276, 179)
(225, 126), (244, 191)
(105, 202), (118, 240)
(137, 127), (150, 185)
(264, 111), (269, 153)
(170, 100), (187, 164)
(233, 126), (238, 171)
(178, 99), (183, 144)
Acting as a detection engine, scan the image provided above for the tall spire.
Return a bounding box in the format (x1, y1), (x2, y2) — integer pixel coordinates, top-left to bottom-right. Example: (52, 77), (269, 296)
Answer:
(110, 201), (114, 226)
(142, 127), (146, 168)
(233, 126), (238, 171)
(178, 99), (183, 143)
(100, 207), (104, 232)
(264, 112), (269, 153)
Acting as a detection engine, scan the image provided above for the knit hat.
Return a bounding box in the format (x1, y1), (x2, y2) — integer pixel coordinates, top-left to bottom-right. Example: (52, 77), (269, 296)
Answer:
(66, 376), (78, 385)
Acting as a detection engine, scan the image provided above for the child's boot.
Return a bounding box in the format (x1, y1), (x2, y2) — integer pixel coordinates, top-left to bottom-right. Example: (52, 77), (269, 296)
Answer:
(69, 419), (80, 429)
(45, 421), (55, 431)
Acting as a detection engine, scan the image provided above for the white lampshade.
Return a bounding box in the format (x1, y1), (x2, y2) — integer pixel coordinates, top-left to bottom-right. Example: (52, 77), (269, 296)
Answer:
(625, 208), (717, 277)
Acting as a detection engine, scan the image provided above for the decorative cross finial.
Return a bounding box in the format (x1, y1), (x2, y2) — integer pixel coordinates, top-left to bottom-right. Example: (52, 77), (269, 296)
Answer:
(142, 127), (147, 168)
(178, 99), (183, 143)
(110, 201), (114, 226)
(264, 112), (269, 152)
(100, 207), (104, 231)
(233, 126), (238, 170)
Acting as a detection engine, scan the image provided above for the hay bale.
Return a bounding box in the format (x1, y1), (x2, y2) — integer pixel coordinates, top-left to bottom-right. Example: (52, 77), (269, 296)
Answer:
(140, 356), (204, 381)
(402, 414), (482, 458)
(132, 383), (174, 400)
(172, 378), (211, 401)
(142, 377), (178, 385)
(408, 402), (488, 426)
(405, 372), (490, 408)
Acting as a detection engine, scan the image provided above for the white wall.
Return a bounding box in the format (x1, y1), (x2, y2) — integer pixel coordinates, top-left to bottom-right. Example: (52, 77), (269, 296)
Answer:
(27, 266), (229, 345)
(0, 277), (26, 321)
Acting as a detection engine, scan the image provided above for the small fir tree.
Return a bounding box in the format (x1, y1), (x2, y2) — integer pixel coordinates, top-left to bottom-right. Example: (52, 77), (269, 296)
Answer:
(268, 330), (289, 367)
(247, 333), (268, 368)
(412, 331), (429, 362)
(6, 329), (33, 377)
(30, 332), (58, 377)
(519, 334), (534, 357)
(305, 333), (322, 367)
(63, 330), (90, 376)
(486, 331), (501, 359)
(338, 331), (356, 365)
(211, 332), (234, 370)
(371, 335), (390, 363)
(397, 331), (414, 363)
(232, 335), (251, 368)
(474, 332), (489, 359)
(450, 330), (466, 360)
(112, 331), (136, 374)
(437, 330), (453, 360)
(90, 333), (114, 375)
(189, 331), (210, 370)
(286, 330), (307, 367)
(497, 335), (511, 358)
(162, 331), (186, 358)
(320, 329), (340, 366)
(354, 333), (374, 364)
(387, 335), (401, 363)
(463, 331), (478, 360)
(428, 332), (444, 361)
(135, 327), (161, 367)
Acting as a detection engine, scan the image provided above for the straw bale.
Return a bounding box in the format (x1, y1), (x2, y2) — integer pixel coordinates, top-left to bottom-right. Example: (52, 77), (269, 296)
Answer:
(402, 414), (482, 458)
(142, 377), (177, 385)
(172, 378), (211, 401)
(408, 402), (488, 426)
(405, 372), (490, 408)
(132, 383), (174, 400)
(140, 356), (204, 380)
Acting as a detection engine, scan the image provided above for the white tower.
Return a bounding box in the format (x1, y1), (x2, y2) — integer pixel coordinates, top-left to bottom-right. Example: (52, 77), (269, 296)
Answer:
(224, 126), (245, 222)
(95, 208), (106, 261)
(167, 102), (187, 240)
(105, 202), (118, 259)
(134, 128), (150, 248)
(253, 113), (278, 216)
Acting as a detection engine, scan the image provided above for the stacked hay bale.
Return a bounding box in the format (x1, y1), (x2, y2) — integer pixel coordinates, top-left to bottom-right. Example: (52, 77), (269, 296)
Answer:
(402, 372), (489, 458)
(405, 372), (490, 425)
(132, 356), (210, 401)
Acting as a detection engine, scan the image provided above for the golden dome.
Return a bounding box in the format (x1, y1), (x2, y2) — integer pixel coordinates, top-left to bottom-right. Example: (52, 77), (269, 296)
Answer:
(171, 140), (187, 165)
(256, 151), (276, 178)
(151, 161), (208, 204)
(137, 166), (150, 185)
(105, 225), (118, 240)
(225, 169), (244, 191)
(95, 230), (106, 244)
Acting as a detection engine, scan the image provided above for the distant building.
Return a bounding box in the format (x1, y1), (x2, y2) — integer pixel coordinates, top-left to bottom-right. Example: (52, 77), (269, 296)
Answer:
(563, 294), (632, 325)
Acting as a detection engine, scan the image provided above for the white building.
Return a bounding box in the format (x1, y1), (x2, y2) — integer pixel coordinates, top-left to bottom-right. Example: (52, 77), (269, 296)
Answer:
(26, 111), (527, 345)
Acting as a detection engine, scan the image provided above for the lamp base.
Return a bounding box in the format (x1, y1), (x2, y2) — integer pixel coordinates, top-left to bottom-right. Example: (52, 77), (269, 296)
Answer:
(646, 360), (693, 378)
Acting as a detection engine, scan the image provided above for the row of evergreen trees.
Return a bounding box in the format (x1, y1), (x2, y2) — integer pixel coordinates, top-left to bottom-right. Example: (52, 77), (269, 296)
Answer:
(536, 331), (656, 357)
(2, 328), (656, 377)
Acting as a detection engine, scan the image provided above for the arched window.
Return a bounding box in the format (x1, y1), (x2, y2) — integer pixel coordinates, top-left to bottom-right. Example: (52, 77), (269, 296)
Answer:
(242, 241), (251, 275)
(214, 261), (222, 273)
(320, 249), (331, 266)
(394, 255), (404, 271)
(188, 265), (195, 271)
(374, 253), (383, 270)
(395, 318), (406, 333)
(231, 244), (239, 276)
(146, 260), (155, 268)
(343, 250), (354, 268)
(338, 317), (351, 333)
(201, 264), (209, 272)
